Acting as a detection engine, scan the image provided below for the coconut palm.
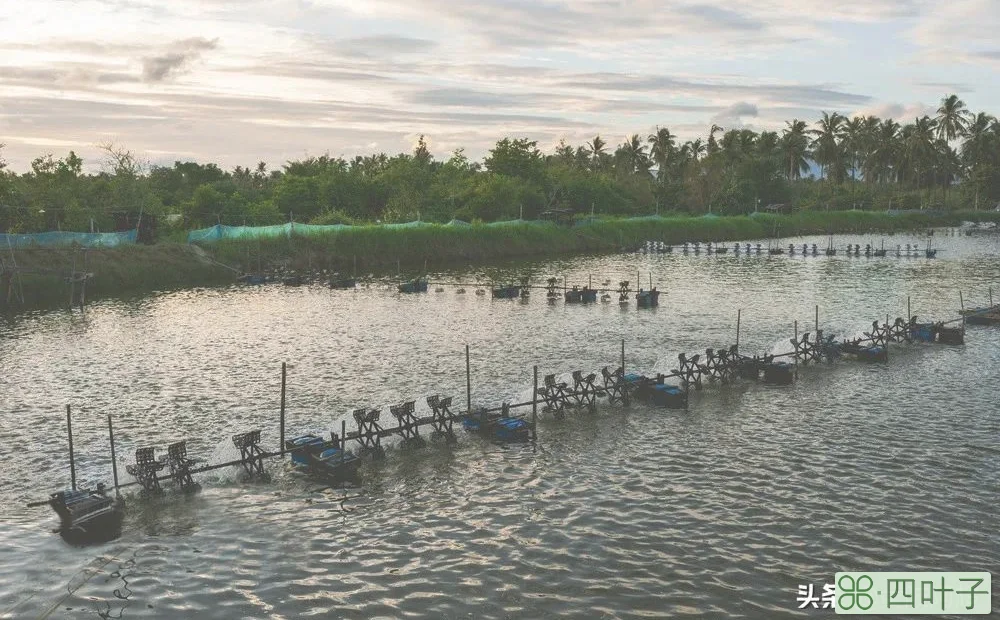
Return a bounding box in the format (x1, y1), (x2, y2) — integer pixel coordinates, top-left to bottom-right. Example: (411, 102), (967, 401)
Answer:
(810, 112), (847, 181)
(616, 134), (650, 176)
(780, 119), (810, 180)
(935, 94), (971, 142)
(586, 135), (607, 172)
(868, 119), (900, 183)
(687, 139), (705, 163)
(707, 124), (724, 155)
(961, 112), (997, 170)
(647, 126), (676, 182)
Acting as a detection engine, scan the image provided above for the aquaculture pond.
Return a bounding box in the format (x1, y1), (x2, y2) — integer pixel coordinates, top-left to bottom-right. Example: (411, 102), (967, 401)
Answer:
(1, 229), (998, 619)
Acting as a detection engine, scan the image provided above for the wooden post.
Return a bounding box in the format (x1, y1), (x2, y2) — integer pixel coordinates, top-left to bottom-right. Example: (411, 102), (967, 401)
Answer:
(794, 321), (799, 377)
(620, 338), (625, 375)
(532, 365), (538, 439)
(649, 272), (652, 290)
(636, 270), (640, 293)
(279, 362), (287, 451)
(735, 309), (741, 353)
(814, 305), (819, 334)
(960, 291), (965, 334)
(991, 287), (994, 308)
(108, 415), (120, 497)
(466, 344), (472, 415)
(66, 404), (76, 491)
(589, 274), (592, 289)
(907, 296), (911, 321)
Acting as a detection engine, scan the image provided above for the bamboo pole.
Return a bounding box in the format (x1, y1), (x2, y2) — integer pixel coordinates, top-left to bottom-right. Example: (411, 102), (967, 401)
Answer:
(108, 415), (119, 496)
(466, 344), (472, 415)
(279, 362), (287, 451)
(66, 405), (76, 491)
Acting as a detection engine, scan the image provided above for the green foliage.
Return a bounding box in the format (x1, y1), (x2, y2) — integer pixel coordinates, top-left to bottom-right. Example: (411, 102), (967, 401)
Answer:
(4, 94), (1000, 236)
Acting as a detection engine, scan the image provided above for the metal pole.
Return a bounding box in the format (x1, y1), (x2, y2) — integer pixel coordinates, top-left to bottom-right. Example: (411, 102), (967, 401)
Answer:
(532, 365), (538, 439)
(991, 287), (994, 308)
(621, 339), (625, 375)
(466, 344), (472, 415)
(66, 404), (76, 491)
(907, 296), (911, 321)
(341, 420), (346, 450)
(279, 362), (287, 451)
(108, 415), (120, 497)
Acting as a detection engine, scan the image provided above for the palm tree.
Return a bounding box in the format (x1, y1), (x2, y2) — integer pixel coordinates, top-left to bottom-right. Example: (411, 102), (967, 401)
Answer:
(687, 139), (705, 163)
(961, 112), (996, 170)
(869, 119), (900, 184)
(617, 134), (650, 176)
(810, 112), (847, 182)
(647, 126), (675, 182)
(707, 124), (724, 155)
(935, 94), (971, 142)
(586, 136), (607, 172)
(842, 116), (866, 181)
(780, 119), (810, 180)
(900, 116), (938, 195)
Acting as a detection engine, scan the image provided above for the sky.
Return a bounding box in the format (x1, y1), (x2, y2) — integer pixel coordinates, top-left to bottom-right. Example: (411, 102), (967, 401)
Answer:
(1, 0), (999, 172)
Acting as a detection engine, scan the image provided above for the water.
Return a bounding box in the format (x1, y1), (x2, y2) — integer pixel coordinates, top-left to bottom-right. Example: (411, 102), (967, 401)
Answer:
(1, 230), (998, 618)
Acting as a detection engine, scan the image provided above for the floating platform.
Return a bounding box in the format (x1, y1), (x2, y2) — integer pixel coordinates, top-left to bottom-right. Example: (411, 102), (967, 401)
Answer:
(48, 485), (124, 545)
(398, 277), (428, 293)
(961, 306), (1000, 325)
(564, 286), (598, 304)
(329, 276), (356, 289)
(286, 434), (362, 482)
(492, 285), (521, 299)
(636, 289), (660, 308)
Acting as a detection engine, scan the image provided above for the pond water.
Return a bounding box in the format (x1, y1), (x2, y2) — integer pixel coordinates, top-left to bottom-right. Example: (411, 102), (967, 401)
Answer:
(1, 229), (998, 618)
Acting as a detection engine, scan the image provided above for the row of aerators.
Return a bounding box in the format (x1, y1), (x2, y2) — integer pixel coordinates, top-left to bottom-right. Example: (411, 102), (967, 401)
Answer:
(640, 240), (940, 258)
(34, 298), (999, 545)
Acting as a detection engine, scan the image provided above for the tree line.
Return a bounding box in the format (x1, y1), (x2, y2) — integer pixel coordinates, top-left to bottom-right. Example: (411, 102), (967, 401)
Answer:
(1, 94), (998, 234)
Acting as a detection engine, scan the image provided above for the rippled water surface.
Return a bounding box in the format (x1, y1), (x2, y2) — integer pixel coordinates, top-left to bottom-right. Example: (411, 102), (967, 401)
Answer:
(2, 230), (999, 619)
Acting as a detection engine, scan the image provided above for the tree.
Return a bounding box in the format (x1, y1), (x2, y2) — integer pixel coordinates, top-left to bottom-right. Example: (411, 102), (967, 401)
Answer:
(810, 112), (846, 182)
(647, 127), (675, 182)
(585, 136), (607, 172)
(780, 120), (810, 180)
(935, 94), (971, 142)
(483, 138), (544, 183)
(413, 134), (432, 166)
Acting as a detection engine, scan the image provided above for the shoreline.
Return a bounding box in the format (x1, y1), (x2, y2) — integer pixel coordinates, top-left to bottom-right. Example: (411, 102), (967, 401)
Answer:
(3, 211), (997, 313)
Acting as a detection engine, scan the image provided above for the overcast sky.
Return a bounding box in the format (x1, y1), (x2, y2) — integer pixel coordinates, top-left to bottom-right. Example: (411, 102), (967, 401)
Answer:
(1, 0), (998, 172)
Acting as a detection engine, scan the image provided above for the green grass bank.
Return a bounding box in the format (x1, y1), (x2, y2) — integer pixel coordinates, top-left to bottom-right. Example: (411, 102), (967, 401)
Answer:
(3, 211), (997, 312)
(210, 210), (999, 273)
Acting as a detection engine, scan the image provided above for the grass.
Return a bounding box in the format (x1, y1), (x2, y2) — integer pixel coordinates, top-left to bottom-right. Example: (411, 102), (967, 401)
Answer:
(209, 210), (989, 274)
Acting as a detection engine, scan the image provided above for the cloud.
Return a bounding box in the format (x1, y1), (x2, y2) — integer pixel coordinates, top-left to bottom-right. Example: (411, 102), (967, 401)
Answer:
(713, 101), (759, 123)
(337, 35), (437, 57)
(141, 37), (218, 82)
